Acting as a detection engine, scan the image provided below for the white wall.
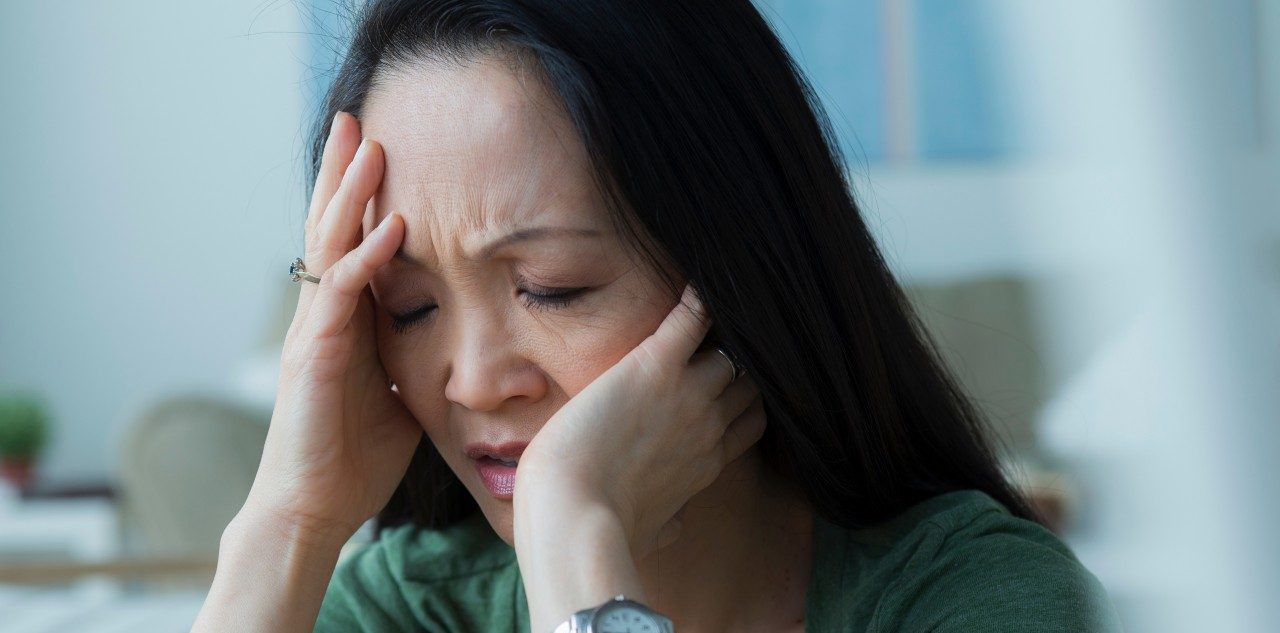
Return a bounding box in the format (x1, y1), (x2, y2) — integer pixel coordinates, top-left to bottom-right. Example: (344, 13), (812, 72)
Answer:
(0, 2), (307, 486)
(988, 2), (1278, 631)
(860, 5), (1280, 629)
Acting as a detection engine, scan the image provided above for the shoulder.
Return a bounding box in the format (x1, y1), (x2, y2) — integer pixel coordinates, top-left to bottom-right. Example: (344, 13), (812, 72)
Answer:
(315, 512), (524, 632)
(839, 490), (1124, 633)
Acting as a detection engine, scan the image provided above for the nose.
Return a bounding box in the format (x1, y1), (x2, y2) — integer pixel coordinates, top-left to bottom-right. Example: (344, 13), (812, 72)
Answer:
(443, 308), (548, 412)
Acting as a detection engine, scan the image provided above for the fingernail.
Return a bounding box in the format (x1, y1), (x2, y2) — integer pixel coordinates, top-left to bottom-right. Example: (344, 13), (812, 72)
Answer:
(374, 212), (396, 234)
(328, 111), (344, 140)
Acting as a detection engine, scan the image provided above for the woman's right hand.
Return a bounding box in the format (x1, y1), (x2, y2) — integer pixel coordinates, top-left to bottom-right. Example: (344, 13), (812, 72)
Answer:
(239, 111), (421, 543)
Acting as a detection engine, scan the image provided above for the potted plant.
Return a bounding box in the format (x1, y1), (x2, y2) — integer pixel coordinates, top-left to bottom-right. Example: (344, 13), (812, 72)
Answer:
(0, 392), (49, 492)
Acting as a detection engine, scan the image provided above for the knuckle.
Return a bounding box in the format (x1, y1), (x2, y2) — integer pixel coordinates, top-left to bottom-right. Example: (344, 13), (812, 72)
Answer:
(283, 322), (300, 350)
(327, 247), (371, 290)
(304, 242), (329, 273)
(320, 260), (344, 288)
(695, 411), (722, 448)
(348, 243), (376, 276)
(322, 243), (351, 272)
(312, 215), (330, 247)
(667, 323), (693, 348)
(327, 180), (355, 216)
(632, 345), (665, 382)
(290, 325), (344, 372)
(280, 338), (312, 376)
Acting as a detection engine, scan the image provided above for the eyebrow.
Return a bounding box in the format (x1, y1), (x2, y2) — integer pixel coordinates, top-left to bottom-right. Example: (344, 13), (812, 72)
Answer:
(393, 225), (603, 267)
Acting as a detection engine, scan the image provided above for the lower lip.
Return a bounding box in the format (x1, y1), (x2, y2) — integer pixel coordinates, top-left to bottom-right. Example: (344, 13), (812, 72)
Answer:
(472, 457), (518, 500)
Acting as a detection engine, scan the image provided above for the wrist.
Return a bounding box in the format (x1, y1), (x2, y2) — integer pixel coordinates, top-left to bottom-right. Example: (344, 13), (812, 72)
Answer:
(219, 508), (353, 579)
(229, 498), (359, 554)
(514, 492), (630, 556)
(515, 496), (645, 633)
(194, 507), (349, 633)
(514, 462), (629, 544)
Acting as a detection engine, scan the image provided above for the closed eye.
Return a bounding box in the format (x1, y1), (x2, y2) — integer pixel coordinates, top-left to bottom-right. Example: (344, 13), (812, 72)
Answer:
(519, 286), (589, 311)
(389, 304), (436, 334)
(387, 286), (590, 334)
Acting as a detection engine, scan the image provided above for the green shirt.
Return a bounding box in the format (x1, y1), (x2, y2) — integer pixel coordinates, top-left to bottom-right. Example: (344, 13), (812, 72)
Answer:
(314, 489), (1123, 632)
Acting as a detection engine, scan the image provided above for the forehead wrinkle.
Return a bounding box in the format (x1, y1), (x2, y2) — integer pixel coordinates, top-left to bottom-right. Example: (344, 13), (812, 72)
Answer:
(365, 53), (606, 269)
(443, 106), (593, 262)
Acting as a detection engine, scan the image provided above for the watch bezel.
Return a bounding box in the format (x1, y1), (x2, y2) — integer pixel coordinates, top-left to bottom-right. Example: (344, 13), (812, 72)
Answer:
(587, 595), (673, 632)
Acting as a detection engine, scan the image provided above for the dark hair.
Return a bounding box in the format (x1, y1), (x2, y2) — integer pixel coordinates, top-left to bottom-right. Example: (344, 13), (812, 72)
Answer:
(305, 0), (1042, 532)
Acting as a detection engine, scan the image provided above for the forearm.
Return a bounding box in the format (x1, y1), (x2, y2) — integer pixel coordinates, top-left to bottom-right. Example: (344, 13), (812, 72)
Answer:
(516, 497), (645, 633)
(191, 510), (350, 633)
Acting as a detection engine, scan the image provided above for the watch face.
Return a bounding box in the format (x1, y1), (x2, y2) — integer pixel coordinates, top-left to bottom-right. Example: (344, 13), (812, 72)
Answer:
(592, 602), (662, 633)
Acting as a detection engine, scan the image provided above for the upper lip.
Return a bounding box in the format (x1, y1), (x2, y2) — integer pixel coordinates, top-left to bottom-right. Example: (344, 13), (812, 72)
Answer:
(465, 441), (529, 461)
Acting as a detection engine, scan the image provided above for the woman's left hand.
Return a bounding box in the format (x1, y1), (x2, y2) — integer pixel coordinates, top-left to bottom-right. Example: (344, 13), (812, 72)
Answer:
(513, 283), (765, 560)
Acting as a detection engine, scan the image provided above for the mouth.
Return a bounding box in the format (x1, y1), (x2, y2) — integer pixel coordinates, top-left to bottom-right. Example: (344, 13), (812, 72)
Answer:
(465, 441), (529, 500)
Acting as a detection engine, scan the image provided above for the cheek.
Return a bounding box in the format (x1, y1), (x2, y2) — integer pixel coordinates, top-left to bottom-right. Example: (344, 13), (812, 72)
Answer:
(373, 318), (449, 433)
(550, 290), (676, 395)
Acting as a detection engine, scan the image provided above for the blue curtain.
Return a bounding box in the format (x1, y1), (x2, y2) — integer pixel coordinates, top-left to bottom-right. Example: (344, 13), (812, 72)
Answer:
(756, 0), (1011, 163)
(303, 0), (1015, 163)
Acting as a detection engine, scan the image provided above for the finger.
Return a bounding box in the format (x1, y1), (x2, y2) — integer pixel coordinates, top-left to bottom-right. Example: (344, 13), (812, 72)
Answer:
(649, 283), (713, 364)
(687, 347), (745, 395)
(718, 395), (766, 467)
(313, 138), (384, 271)
(300, 138), (383, 326)
(306, 212), (405, 341)
(306, 111), (359, 235)
(294, 112), (360, 325)
(712, 373), (759, 425)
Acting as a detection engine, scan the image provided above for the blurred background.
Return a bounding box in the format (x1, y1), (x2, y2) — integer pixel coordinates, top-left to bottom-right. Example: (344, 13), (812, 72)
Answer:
(1, 0), (1276, 631)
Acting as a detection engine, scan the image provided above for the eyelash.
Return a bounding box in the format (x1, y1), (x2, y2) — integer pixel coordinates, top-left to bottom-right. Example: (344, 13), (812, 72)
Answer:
(388, 285), (589, 334)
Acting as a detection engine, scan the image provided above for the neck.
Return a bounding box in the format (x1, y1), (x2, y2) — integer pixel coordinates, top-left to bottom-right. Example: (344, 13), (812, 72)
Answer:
(635, 448), (813, 633)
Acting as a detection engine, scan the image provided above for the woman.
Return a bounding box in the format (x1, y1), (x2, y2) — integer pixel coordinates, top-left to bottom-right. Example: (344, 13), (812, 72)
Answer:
(193, 1), (1121, 631)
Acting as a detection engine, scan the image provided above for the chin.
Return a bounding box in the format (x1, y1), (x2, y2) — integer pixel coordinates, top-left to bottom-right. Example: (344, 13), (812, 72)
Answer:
(473, 489), (517, 547)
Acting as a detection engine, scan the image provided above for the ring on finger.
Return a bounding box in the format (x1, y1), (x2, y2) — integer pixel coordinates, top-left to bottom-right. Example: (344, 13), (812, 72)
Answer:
(289, 257), (322, 284)
(714, 347), (744, 382)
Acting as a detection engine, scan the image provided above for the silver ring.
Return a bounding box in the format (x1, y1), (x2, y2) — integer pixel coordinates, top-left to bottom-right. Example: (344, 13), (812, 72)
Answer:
(713, 347), (743, 382)
(289, 257), (321, 284)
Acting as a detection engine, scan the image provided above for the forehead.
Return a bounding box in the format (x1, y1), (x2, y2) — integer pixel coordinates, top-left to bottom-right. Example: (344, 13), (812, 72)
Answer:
(359, 53), (606, 250)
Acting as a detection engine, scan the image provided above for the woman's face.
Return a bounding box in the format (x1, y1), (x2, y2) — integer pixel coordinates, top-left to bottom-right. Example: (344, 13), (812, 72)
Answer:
(360, 54), (679, 544)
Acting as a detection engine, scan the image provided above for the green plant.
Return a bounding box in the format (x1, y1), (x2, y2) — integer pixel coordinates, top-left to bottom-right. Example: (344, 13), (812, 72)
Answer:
(0, 392), (49, 460)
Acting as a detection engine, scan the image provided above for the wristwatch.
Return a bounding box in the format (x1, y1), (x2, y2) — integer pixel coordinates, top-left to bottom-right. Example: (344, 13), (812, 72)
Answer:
(551, 594), (675, 633)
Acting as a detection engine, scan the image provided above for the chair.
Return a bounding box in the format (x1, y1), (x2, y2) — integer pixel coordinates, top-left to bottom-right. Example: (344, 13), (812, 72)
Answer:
(116, 395), (269, 558)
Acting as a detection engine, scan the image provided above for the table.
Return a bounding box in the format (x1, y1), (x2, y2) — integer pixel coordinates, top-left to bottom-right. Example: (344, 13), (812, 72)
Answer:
(0, 584), (207, 633)
(0, 496), (118, 563)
